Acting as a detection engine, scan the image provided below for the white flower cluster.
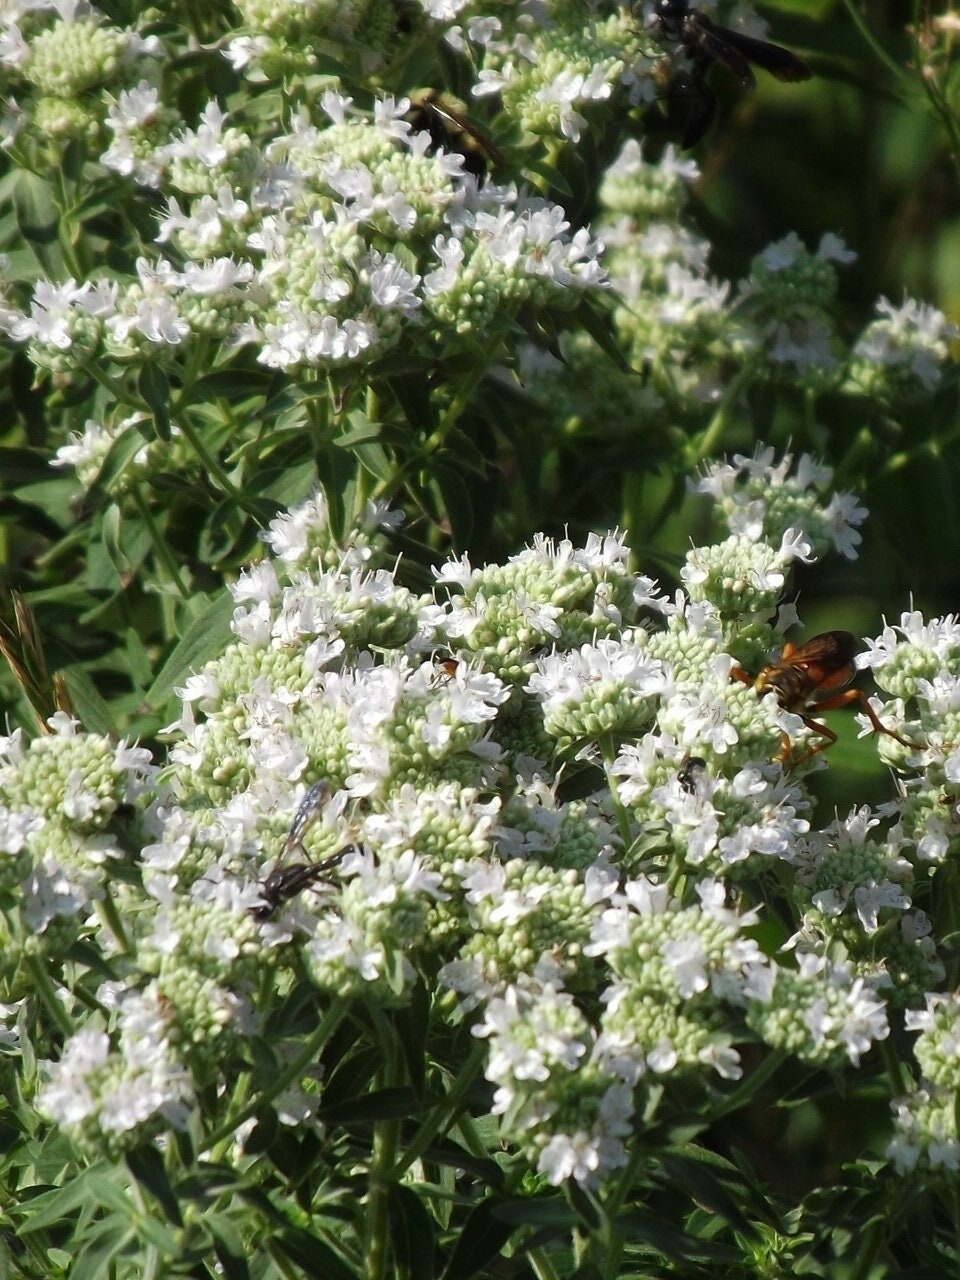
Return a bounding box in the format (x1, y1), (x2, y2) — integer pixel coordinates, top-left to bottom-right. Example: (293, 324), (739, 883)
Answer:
(9, 459), (952, 1182)
(1, 90), (605, 374)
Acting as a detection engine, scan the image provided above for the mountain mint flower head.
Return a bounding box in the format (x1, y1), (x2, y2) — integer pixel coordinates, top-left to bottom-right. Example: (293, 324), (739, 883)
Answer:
(888, 1086), (960, 1176)
(735, 232), (856, 383)
(745, 952), (889, 1068)
(692, 445), (867, 560)
(0, 715), (152, 887)
(599, 139), (700, 222)
(464, 6), (650, 144)
(587, 876), (761, 1083)
(37, 986), (193, 1156)
(791, 806), (913, 939)
(886, 988), (960, 1169)
(848, 296), (957, 403)
(472, 981), (633, 1188)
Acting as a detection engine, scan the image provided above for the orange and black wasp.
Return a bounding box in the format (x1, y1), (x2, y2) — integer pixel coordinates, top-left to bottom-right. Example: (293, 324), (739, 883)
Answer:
(252, 781), (348, 921)
(732, 630), (917, 764)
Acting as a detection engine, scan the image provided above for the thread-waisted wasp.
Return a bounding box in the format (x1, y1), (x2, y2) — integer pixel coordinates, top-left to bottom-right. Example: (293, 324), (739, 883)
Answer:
(252, 781), (350, 920)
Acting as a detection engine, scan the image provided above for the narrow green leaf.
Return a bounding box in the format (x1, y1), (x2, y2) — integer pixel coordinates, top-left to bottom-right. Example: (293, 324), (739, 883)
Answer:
(138, 363), (172, 442)
(206, 1215), (251, 1280)
(101, 502), (130, 578)
(88, 423), (152, 504)
(125, 1146), (183, 1227)
(440, 1200), (515, 1280)
(268, 1227), (356, 1280)
(143, 591), (236, 709)
(320, 1086), (423, 1124)
(433, 466), (473, 550)
(13, 172), (63, 276)
(570, 296), (630, 372)
(658, 1150), (757, 1238)
(58, 666), (118, 737)
(69, 1223), (137, 1280)
(389, 1184), (435, 1280)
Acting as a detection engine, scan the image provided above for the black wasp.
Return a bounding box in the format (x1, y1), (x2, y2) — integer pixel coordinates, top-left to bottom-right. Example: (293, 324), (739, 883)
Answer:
(252, 781), (348, 921)
(652, 0), (812, 147)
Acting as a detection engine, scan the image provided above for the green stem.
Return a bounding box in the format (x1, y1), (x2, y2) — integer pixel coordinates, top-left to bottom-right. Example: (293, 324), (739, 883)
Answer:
(86, 363), (150, 414)
(364, 1021), (402, 1280)
(709, 1048), (787, 1120)
(528, 1247), (562, 1280)
(25, 954), (73, 1039)
(393, 1038), (487, 1179)
(174, 413), (245, 507)
(847, 1218), (886, 1280)
(599, 735), (633, 852)
(201, 996), (349, 1153)
(839, 0), (909, 85)
(93, 889), (130, 955)
(688, 366), (752, 465)
(880, 1036), (908, 1097)
(129, 486), (190, 600)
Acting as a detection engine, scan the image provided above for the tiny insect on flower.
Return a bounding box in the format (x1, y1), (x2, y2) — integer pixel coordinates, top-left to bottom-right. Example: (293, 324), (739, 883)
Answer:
(732, 630), (919, 764)
(677, 755), (707, 794)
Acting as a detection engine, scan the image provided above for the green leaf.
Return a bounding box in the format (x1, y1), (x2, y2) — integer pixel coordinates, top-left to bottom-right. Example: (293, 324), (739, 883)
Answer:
(205, 1214), (251, 1280)
(389, 1184), (435, 1280)
(334, 411), (383, 448)
(657, 1149), (757, 1239)
(58, 665), (118, 737)
(125, 1146), (183, 1226)
(320, 1087), (423, 1125)
(614, 1208), (740, 1265)
(13, 172), (63, 277)
(138, 363), (172, 442)
(143, 591), (236, 709)
(88, 422), (152, 503)
(433, 466), (473, 550)
(568, 296), (630, 372)
(20, 1165), (129, 1233)
(69, 1222), (137, 1280)
(268, 1227), (356, 1280)
(440, 1200), (515, 1280)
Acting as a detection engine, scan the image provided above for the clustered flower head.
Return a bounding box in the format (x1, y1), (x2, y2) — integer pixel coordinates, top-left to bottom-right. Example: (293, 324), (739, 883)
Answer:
(10, 448), (954, 1184)
(888, 991), (960, 1175)
(1, 84), (606, 376)
(848, 297), (958, 403)
(0, 0), (160, 153)
(692, 444), (868, 561)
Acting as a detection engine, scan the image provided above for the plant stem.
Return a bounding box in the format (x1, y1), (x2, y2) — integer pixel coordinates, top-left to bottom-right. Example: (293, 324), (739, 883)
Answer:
(200, 996), (349, 1153)
(129, 486), (191, 600)
(25, 954), (73, 1038)
(392, 1038), (487, 1179)
(364, 1022), (401, 1280)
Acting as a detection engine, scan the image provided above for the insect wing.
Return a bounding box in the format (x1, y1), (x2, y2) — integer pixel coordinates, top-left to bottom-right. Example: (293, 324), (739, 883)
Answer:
(784, 631), (857, 699)
(690, 18), (756, 87)
(705, 21), (811, 83)
(279, 780), (329, 863)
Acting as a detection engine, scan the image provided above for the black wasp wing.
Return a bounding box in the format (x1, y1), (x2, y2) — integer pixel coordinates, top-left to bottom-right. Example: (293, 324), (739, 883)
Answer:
(701, 18), (812, 84)
(689, 19), (756, 88)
